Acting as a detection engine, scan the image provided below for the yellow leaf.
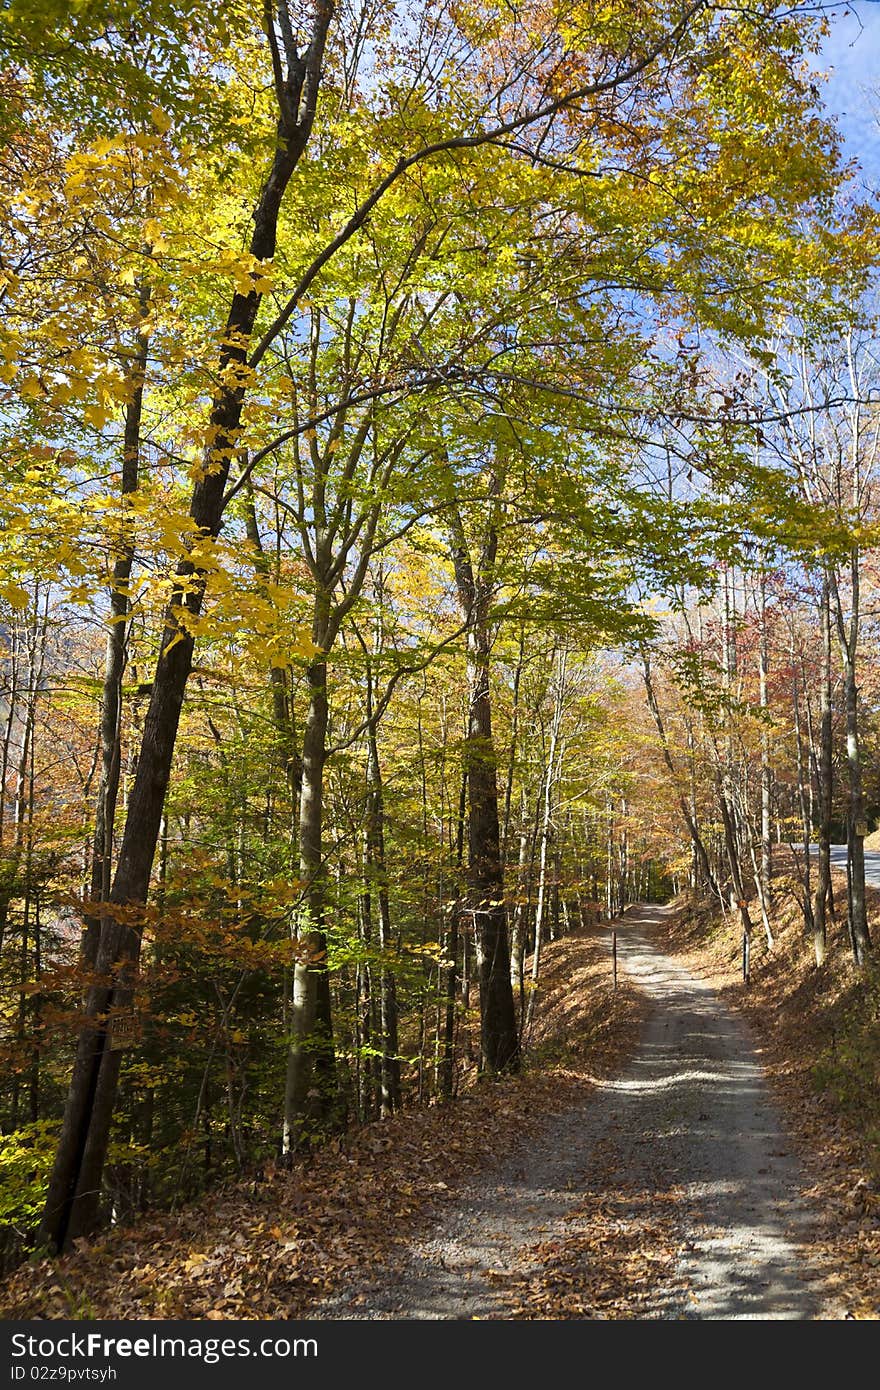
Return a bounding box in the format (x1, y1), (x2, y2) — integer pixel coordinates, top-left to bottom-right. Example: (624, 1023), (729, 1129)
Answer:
(19, 375), (42, 401)
(84, 403), (110, 429)
(0, 583), (30, 609)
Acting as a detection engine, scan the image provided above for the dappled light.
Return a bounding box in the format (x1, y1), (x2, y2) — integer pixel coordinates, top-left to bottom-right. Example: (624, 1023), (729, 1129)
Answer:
(1, 0), (879, 1328)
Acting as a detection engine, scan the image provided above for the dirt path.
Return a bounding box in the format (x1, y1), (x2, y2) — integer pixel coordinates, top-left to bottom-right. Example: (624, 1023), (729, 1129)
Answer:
(317, 905), (823, 1320)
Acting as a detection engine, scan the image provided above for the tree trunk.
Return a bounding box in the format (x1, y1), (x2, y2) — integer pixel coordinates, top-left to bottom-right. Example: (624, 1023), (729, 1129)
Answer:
(440, 767), (467, 1101)
(758, 569), (773, 918)
(82, 306), (148, 970)
(39, 10), (333, 1251)
(466, 642), (519, 1072)
(449, 502), (518, 1074)
(525, 648), (566, 1037)
(717, 785), (754, 972)
(508, 788), (529, 992)
(501, 623), (524, 872)
(355, 830), (372, 1122)
(283, 652), (339, 1150)
(811, 573), (833, 965)
(365, 684), (400, 1117)
(843, 651), (870, 964)
(790, 640), (815, 940)
(830, 560), (871, 965)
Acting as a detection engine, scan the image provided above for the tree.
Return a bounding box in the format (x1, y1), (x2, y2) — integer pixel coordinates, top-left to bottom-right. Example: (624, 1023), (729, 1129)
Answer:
(39, 0), (335, 1252)
(0, 0), (851, 1250)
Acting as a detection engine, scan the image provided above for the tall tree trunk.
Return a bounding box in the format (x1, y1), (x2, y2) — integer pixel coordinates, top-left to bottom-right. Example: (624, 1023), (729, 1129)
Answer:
(509, 788), (529, 991)
(525, 647), (566, 1036)
(830, 562), (871, 965)
(449, 501), (518, 1074)
(617, 794), (628, 915)
(790, 636), (815, 940)
(811, 573), (833, 965)
(440, 767), (467, 1101)
(248, 482), (337, 1141)
(0, 636), (15, 847)
(605, 798), (614, 918)
(758, 569), (773, 919)
(718, 568), (753, 970)
(466, 634), (519, 1072)
(364, 678), (400, 1117)
(525, 767), (554, 1036)
(716, 781), (754, 968)
(283, 647), (339, 1150)
(82, 303), (148, 970)
(355, 833), (373, 1123)
(842, 649), (870, 964)
(39, 10), (333, 1251)
(501, 623), (525, 872)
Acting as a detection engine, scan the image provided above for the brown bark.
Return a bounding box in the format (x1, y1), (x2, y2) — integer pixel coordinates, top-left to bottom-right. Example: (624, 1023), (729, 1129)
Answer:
(40, 5), (334, 1252)
(829, 562), (871, 964)
(449, 499), (518, 1074)
(364, 676), (400, 1116)
(811, 573), (833, 965)
(283, 648), (339, 1150)
(508, 787), (529, 992)
(439, 766), (467, 1101)
(756, 569), (774, 947)
(525, 647), (566, 1037)
(82, 303), (148, 971)
(790, 634), (815, 941)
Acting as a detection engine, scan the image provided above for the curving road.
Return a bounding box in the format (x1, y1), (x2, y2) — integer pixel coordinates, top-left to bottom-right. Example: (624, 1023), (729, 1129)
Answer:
(317, 905), (822, 1320)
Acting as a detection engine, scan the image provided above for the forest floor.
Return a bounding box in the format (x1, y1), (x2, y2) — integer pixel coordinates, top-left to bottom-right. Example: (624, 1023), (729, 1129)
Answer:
(0, 919), (645, 1320)
(314, 904), (826, 1319)
(4, 895), (876, 1320)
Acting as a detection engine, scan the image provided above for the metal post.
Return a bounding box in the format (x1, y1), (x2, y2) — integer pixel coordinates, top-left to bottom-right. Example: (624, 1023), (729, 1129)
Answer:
(612, 930), (618, 991)
(742, 929), (750, 987)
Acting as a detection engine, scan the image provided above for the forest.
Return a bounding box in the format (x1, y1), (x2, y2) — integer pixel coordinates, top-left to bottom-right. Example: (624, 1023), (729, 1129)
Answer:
(1, 0), (880, 1323)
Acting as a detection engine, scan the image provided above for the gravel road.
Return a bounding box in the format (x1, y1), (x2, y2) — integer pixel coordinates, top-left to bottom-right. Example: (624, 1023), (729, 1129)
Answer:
(317, 904), (821, 1320)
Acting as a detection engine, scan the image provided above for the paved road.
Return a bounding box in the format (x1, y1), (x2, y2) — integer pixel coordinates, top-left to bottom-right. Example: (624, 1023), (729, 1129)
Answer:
(317, 905), (821, 1320)
(810, 844), (880, 887)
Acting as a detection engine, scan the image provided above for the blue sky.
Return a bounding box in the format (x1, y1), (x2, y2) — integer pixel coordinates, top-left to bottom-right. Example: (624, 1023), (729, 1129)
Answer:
(817, 2), (880, 185)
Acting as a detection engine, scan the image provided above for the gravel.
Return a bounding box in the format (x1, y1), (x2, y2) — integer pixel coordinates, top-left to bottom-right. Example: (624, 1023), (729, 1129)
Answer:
(316, 904), (821, 1320)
